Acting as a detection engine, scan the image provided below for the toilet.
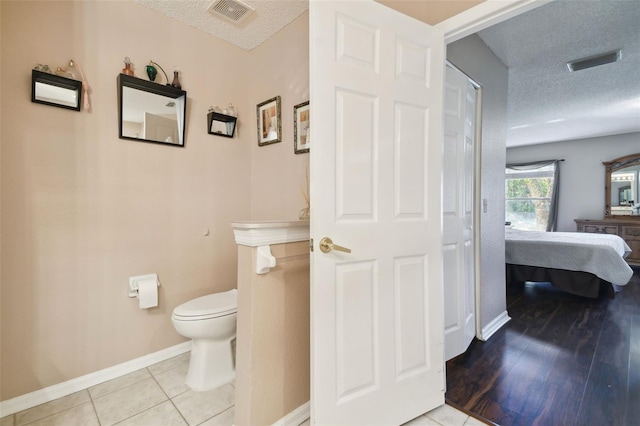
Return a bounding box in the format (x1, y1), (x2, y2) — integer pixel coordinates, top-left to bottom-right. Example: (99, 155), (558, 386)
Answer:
(171, 289), (238, 391)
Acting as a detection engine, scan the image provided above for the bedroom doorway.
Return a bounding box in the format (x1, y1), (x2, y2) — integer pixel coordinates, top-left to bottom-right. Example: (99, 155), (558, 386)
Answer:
(443, 63), (481, 361)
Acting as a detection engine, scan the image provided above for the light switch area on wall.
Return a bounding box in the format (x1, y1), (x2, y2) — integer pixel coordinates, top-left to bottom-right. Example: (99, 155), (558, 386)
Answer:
(483, 198), (488, 213)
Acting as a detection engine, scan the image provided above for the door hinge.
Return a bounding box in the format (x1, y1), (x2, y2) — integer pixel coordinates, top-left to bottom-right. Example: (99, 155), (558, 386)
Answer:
(309, 238), (314, 252)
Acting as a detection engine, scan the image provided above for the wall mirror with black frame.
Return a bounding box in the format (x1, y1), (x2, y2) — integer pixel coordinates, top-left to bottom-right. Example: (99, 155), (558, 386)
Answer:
(207, 111), (237, 138)
(32, 69), (83, 111)
(117, 74), (187, 147)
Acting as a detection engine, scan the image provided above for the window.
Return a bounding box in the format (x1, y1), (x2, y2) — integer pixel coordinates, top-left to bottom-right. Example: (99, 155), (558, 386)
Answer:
(505, 161), (559, 231)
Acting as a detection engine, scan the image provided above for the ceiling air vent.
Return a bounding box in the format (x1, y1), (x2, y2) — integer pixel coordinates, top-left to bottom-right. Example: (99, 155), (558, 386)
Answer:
(567, 50), (621, 72)
(207, 0), (255, 25)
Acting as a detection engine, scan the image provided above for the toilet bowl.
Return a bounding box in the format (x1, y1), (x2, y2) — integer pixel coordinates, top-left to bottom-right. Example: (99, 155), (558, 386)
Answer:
(171, 289), (237, 391)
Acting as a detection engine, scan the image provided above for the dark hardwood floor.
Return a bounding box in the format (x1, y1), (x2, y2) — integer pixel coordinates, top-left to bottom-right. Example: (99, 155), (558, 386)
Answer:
(446, 267), (640, 426)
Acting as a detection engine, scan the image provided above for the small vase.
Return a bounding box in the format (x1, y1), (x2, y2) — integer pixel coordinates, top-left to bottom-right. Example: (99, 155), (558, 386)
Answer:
(146, 63), (157, 82)
(122, 57), (134, 76)
(122, 63), (134, 76)
(171, 70), (181, 89)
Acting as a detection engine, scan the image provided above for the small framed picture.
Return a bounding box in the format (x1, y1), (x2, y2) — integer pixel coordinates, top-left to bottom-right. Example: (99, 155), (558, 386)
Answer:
(257, 96), (281, 146)
(294, 101), (310, 154)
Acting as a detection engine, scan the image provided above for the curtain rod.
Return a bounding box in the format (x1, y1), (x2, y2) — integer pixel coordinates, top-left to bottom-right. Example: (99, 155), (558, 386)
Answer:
(507, 159), (565, 167)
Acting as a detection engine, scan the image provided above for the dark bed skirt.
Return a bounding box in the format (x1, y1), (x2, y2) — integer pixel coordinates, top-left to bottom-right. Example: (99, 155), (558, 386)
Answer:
(506, 263), (614, 298)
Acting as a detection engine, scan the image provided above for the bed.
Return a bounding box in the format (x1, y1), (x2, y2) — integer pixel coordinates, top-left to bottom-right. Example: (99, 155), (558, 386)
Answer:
(505, 228), (634, 298)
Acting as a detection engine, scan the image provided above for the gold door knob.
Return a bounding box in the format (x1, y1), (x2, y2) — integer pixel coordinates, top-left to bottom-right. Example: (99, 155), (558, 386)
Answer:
(319, 237), (352, 254)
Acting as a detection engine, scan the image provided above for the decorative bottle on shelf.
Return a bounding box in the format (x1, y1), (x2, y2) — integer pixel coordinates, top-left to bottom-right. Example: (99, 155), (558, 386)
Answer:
(145, 62), (158, 82)
(122, 57), (134, 76)
(171, 69), (181, 89)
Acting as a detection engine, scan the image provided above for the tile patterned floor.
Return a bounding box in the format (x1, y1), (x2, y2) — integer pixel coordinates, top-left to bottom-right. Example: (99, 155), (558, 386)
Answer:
(1, 352), (485, 426)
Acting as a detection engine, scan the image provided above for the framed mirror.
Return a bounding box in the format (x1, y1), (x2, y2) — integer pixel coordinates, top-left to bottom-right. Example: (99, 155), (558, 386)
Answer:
(32, 70), (83, 111)
(117, 74), (187, 147)
(604, 153), (640, 217)
(207, 111), (237, 138)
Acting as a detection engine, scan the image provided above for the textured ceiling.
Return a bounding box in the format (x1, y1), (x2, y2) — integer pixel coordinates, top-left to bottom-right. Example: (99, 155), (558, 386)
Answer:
(134, 0), (639, 147)
(476, 0), (640, 147)
(133, 0), (308, 51)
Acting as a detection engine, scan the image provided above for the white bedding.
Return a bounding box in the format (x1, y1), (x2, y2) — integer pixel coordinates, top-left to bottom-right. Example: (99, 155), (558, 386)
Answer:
(505, 228), (633, 286)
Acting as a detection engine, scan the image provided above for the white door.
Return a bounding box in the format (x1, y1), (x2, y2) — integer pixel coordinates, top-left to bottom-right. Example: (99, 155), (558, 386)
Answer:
(443, 65), (477, 361)
(310, 1), (445, 424)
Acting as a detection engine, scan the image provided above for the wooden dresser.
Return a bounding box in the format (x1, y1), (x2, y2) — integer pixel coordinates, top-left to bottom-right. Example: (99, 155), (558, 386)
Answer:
(575, 218), (640, 266)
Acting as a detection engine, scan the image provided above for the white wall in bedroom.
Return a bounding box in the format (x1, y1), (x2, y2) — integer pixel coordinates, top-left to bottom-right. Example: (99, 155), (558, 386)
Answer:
(506, 132), (640, 232)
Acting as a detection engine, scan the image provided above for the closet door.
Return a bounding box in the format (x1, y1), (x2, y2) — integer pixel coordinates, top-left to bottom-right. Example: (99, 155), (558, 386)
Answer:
(443, 64), (478, 361)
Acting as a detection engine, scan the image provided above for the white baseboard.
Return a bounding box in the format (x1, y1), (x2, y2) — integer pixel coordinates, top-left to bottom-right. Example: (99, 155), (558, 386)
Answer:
(0, 341), (191, 417)
(479, 310), (511, 341)
(272, 401), (310, 426)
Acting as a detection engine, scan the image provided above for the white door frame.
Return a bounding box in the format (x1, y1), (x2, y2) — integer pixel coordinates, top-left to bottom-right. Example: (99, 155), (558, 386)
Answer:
(437, 0), (553, 44)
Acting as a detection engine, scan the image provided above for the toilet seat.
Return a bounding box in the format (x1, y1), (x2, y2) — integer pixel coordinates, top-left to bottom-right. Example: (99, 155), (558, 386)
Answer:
(172, 289), (237, 321)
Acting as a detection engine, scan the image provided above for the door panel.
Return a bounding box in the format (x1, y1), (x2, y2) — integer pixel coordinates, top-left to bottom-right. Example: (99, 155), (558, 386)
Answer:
(336, 89), (377, 220)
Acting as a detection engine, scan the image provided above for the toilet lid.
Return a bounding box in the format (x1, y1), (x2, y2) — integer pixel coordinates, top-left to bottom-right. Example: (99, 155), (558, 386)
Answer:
(173, 289), (237, 318)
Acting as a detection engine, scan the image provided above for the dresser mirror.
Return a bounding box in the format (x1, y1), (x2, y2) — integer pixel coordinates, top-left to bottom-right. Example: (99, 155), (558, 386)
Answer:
(117, 74), (187, 147)
(603, 153), (640, 217)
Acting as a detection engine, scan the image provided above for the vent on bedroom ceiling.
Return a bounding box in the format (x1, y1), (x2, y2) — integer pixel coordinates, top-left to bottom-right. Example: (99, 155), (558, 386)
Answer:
(567, 50), (621, 72)
(207, 0), (255, 25)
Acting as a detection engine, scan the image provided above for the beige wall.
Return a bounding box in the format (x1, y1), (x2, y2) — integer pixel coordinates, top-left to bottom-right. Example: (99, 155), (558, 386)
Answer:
(0, 0), (309, 400)
(248, 14), (310, 220)
(235, 242), (310, 426)
(378, 0), (486, 25)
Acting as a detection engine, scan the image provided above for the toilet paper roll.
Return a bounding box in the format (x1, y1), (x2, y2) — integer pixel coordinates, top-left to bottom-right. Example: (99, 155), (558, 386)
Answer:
(137, 278), (158, 309)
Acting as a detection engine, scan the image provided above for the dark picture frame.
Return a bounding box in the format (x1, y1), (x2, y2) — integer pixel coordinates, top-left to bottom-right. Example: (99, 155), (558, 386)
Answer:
(257, 96), (281, 146)
(294, 101), (310, 154)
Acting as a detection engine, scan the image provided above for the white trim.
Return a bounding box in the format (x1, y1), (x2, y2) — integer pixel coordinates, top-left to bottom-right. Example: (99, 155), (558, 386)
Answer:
(232, 221), (310, 247)
(0, 341), (191, 417)
(473, 84), (484, 341)
(479, 311), (511, 341)
(272, 401), (310, 426)
(437, 0), (553, 43)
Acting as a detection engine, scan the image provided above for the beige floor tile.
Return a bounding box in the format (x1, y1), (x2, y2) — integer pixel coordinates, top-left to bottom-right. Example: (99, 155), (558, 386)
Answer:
(93, 377), (167, 426)
(89, 369), (151, 400)
(148, 352), (190, 377)
(0, 415), (14, 426)
(464, 416), (489, 425)
(198, 406), (234, 426)
(14, 391), (91, 426)
(24, 402), (99, 426)
(153, 363), (190, 398)
(402, 414), (446, 426)
(114, 401), (187, 426)
(171, 384), (234, 426)
(425, 404), (470, 426)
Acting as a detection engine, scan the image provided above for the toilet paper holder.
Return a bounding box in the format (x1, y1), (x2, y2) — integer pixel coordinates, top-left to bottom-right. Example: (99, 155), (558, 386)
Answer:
(256, 245), (276, 275)
(128, 273), (160, 297)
